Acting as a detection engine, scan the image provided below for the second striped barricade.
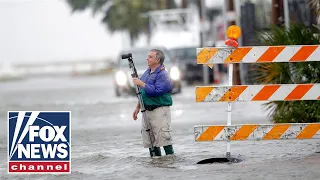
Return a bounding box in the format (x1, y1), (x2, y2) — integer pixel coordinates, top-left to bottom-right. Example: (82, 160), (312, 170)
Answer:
(196, 84), (320, 102)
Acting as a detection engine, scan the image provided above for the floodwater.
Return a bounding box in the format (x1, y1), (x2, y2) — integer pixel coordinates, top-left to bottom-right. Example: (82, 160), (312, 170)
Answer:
(0, 75), (319, 180)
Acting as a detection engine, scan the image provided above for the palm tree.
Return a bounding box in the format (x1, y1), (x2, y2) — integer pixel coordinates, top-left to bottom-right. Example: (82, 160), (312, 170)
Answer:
(253, 23), (320, 123)
(65, 0), (158, 46)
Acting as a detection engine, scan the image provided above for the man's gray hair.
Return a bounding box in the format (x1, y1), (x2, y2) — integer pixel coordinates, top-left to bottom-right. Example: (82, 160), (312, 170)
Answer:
(151, 49), (165, 64)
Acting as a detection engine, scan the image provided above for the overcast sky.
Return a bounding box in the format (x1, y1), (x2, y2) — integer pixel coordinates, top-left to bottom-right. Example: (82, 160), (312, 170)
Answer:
(0, 0), (227, 65)
(0, 0), (127, 64)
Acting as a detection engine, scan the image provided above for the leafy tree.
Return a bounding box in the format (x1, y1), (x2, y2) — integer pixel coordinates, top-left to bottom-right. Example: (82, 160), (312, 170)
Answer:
(253, 23), (320, 123)
(65, 0), (158, 45)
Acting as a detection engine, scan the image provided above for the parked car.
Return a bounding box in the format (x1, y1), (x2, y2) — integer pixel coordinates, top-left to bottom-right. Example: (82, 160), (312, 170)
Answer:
(169, 46), (214, 85)
(113, 47), (182, 97)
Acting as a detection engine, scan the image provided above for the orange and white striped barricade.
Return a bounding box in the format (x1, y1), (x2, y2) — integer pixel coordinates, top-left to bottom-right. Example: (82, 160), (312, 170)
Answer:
(195, 123), (320, 141)
(197, 45), (320, 65)
(196, 84), (320, 102)
(195, 25), (320, 158)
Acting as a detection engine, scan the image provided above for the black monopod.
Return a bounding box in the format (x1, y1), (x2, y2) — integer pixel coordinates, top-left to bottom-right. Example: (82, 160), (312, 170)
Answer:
(121, 53), (156, 157)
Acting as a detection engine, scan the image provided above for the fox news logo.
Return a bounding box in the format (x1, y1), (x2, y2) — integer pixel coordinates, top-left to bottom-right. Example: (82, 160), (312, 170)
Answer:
(8, 111), (71, 173)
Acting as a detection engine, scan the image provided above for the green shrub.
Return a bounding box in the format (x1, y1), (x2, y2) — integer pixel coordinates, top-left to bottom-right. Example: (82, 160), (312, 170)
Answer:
(253, 23), (320, 123)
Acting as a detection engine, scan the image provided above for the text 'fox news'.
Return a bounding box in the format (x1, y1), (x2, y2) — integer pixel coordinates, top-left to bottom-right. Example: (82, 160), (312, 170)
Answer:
(8, 111), (71, 174)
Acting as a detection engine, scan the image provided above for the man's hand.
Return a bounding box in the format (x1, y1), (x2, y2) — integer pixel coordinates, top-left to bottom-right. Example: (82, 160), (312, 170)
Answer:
(132, 78), (145, 88)
(132, 108), (140, 120)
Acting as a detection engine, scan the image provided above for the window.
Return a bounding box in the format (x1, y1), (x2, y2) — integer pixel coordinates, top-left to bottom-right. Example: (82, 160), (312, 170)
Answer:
(171, 47), (197, 60)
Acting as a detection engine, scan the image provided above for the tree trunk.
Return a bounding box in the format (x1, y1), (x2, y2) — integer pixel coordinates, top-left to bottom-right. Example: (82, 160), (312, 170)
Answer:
(146, 0), (152, 45)
(130, 33), (135, 47)
(166, 0), (176, 9)
(272, 0), (284, 25)
(182, 0), (188, 8)
(227, 0), (242, 85)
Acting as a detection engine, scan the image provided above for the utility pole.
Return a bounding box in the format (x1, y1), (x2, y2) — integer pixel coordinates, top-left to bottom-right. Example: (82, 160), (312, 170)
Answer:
(226, 0), (241, 85)
(199, 0), (209, 85)
(272, 0), (284, 25)
(283, 0), (290, 28)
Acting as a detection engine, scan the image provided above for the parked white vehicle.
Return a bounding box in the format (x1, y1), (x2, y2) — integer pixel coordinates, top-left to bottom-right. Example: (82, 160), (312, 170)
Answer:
(146, 4), (203, 49)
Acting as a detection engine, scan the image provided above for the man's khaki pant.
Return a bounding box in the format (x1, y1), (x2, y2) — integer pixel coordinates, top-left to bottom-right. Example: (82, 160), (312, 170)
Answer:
(141, 106), (172, 148)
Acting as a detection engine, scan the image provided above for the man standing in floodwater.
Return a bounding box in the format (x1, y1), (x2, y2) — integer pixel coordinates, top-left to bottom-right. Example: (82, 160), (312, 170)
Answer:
(132, 49), (175, 157)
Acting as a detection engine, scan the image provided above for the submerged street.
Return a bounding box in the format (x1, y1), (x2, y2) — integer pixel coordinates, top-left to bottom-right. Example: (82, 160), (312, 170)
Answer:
(0, 75), (319, 180)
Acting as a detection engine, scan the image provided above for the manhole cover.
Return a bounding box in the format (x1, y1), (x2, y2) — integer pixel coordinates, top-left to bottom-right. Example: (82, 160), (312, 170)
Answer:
(197, 157), (242, 164)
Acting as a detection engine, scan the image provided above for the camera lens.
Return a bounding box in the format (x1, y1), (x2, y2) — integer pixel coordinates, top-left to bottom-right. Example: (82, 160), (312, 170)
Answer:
(121, 53), (132, 59)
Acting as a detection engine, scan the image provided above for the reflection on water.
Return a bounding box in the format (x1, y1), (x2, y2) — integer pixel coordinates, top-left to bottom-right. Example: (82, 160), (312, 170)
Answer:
(0, 75), (319, 179)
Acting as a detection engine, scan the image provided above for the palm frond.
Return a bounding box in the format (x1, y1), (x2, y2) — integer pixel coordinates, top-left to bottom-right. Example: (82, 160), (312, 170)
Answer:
(65, 0), (91, 12)
(309, 0), (320, 15)
(253, 23), (320, 123)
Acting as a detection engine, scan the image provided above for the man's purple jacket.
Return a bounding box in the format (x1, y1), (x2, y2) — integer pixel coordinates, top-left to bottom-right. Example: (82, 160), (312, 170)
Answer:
(140, 64), (174, 97)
